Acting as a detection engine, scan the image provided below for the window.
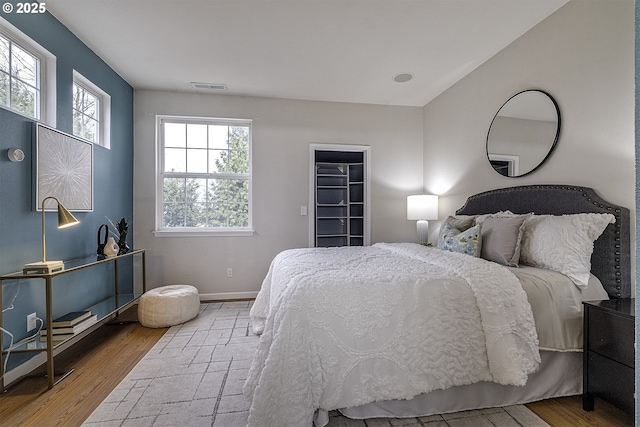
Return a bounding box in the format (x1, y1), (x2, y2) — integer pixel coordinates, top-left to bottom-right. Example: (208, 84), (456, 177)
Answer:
(156, 116), (252, 236)
(0, 18), (56, 125)
(72, 81), (98, 142)
(73, 71), (111, 148)
(0, 31), (40, 118)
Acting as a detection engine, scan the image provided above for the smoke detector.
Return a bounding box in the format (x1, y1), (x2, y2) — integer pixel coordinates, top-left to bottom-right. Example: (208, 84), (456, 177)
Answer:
(392, 73), (413, 83)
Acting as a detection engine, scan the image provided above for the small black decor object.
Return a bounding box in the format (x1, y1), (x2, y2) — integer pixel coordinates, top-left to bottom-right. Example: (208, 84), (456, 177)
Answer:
(107, 216), (130, 255)
(97, 224), (109, 259)
(117, 217), (130, 255)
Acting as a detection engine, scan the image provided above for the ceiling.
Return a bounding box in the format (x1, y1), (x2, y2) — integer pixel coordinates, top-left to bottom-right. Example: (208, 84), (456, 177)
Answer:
(45, 0), (569, 107)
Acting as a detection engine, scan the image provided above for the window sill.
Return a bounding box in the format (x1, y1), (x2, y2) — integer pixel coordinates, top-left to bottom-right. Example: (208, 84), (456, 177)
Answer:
(153, 229), (255, 238)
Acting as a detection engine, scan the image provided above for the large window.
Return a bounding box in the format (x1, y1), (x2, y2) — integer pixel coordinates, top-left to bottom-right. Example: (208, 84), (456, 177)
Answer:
(156, 116), (252, 236)
(0, 31), (40, 119)
(73, 70), (111, 148)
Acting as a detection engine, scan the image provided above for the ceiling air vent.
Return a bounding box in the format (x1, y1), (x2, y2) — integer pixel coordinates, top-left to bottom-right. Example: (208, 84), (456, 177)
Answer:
(191, 82), (227, 90)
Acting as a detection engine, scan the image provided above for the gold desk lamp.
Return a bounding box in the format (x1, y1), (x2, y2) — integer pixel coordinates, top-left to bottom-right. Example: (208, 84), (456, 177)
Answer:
(23, 196), (80, 274)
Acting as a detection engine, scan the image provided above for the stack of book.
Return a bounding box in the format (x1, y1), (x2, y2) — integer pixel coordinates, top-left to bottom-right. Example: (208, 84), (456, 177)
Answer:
(39, 310), (98, 342)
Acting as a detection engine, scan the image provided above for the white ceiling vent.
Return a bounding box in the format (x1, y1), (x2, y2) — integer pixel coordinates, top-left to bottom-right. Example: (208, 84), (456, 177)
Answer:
(191, 82), (227, 90)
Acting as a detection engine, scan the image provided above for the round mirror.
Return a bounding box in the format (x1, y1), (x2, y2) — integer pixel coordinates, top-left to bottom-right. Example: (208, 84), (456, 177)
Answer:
(486, 90), (560, 177)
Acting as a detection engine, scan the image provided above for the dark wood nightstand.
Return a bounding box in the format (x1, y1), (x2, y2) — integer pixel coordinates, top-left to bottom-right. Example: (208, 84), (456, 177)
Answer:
(583, 298), (635, 414)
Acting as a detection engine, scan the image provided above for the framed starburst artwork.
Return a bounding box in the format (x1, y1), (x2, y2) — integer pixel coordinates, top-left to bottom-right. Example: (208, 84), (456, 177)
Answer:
(35, 124), (93, 212)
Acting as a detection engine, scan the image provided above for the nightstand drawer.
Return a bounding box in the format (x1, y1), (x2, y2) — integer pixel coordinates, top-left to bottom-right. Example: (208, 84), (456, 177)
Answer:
(587, 351), (635, 414)
(587, 308), (634, 367)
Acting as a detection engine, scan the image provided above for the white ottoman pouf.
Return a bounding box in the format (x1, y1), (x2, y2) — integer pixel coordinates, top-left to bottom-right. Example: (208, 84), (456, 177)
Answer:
(138, 284), (200, 328)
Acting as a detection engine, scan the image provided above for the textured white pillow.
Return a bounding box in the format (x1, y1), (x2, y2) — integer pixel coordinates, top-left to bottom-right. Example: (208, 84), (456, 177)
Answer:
(519, 213), (615, 289)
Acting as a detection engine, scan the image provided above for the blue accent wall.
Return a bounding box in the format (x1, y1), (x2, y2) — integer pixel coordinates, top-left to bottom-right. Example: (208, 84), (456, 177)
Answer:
(0, 2), (133, 374)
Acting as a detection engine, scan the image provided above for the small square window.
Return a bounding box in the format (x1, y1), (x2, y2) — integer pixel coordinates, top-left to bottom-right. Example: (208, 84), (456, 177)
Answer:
(0, 19), (56, 126)
(72, 70), (111, 148)
(0, 32), (40, 119)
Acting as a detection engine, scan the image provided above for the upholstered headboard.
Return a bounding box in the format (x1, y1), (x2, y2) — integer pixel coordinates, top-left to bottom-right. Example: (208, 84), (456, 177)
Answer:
(456, 185), (630, 298)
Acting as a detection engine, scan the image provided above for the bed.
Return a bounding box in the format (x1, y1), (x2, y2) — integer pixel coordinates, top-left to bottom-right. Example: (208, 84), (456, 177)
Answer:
(243, 185), (631, 427)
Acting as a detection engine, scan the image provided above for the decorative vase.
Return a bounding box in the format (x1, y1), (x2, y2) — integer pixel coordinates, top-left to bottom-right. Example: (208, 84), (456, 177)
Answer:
(104, 236), (119, 258)
(118, 239), (130, 255)
(115, 217), (130, 255)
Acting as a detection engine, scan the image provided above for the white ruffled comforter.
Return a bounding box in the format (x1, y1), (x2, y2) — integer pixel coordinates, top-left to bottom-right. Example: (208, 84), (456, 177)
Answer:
(243, 243), (540, 427)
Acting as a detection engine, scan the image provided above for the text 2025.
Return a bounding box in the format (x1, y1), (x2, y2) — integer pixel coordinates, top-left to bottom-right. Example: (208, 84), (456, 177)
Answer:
(16, 2), (46, 13)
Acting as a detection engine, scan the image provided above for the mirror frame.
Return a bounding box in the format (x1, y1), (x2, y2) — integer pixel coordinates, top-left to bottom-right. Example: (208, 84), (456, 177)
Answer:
(486, 89), (561, 178)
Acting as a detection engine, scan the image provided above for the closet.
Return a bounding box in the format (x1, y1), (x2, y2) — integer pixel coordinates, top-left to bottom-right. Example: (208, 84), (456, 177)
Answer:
(311, 147), (370, 247)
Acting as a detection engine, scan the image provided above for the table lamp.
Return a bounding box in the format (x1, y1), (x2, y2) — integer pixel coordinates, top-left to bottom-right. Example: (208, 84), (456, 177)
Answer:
(23, 196), (80, 274)
(407, 194), (438, 245)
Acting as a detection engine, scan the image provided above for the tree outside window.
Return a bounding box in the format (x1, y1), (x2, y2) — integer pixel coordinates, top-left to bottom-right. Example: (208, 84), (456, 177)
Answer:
(159, 118), (251, 232)
(0, 33), (40, 119)
(72, 82), (99, 143)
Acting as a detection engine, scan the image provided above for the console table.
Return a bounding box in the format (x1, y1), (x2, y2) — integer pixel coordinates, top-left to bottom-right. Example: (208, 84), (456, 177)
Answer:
(0, 249), (146, 391)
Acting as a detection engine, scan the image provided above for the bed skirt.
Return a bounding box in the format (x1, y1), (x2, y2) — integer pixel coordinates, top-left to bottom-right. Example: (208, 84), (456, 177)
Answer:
(314, 351), (580, 425)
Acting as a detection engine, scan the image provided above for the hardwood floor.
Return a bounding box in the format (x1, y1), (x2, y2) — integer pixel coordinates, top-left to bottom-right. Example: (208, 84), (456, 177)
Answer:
(527, 396), (634, 427)
(0, 306), (634, 427)
(0, 308), (167, 427)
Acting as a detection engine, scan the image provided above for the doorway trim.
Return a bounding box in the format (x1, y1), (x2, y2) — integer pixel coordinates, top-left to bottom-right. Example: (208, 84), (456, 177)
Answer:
(309, 143), (371, 247)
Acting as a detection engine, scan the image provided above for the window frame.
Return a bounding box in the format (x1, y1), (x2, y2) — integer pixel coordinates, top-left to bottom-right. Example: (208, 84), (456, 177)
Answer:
(72, 70), (111, 148)
(155, 115), (253, 237)
(0, 17), (56, 125)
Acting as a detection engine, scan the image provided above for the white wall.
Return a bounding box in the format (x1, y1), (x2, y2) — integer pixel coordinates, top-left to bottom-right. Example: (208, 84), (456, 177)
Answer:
(134, 92), (423, 298)
(134, 1), (633, 298)
(423, 0), (635, 269)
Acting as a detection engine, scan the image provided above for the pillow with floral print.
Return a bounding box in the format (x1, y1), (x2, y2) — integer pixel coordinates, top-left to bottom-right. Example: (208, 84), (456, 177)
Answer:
(439, 222), (482, 257)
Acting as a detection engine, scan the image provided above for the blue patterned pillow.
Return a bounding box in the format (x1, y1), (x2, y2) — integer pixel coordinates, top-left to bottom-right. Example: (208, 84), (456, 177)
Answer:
(440, 223), (482, 257)
(437, 220), (457, 249)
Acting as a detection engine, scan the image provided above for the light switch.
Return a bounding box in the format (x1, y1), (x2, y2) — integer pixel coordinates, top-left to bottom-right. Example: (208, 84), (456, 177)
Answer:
(300, 206), (308, 216)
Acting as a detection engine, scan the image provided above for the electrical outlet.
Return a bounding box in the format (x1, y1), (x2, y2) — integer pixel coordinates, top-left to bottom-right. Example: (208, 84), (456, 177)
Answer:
(226, 268), (233, 278)
(27, 312), (37, 332)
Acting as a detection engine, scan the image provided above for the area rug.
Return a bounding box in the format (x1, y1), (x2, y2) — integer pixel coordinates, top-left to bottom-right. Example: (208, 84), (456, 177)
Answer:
(82, 301), (550, 427)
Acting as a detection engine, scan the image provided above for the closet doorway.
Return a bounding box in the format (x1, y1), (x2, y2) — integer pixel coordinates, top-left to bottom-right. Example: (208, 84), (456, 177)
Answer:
(309, 144), (371, 247)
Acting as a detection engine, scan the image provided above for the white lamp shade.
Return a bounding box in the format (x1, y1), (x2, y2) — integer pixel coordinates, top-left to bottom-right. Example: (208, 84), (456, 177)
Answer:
(407, 195), (438, 220)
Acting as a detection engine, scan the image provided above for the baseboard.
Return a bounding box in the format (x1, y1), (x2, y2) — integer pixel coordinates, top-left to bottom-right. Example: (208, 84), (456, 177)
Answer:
(198, 291), (258, 301)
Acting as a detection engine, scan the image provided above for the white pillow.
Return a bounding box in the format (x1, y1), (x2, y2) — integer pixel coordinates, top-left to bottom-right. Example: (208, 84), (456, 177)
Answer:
(519, 213), (615, 289)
